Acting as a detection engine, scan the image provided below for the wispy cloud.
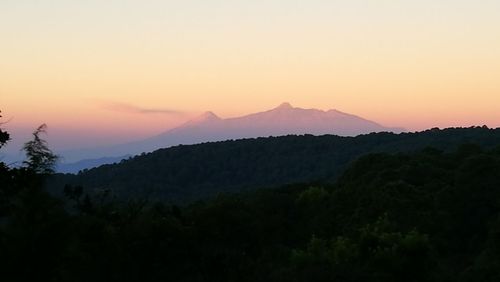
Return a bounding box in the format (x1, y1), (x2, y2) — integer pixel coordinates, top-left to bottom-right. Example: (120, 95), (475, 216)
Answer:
(102, 102), (185, 116)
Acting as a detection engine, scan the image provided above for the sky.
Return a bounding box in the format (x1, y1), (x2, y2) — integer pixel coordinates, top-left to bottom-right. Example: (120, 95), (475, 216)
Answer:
(1, 0), (500, 154)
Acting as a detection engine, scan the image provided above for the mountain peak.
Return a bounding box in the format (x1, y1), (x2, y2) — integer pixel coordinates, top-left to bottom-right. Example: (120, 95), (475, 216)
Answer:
(190, 111), (221, 123)
(275, 102), (293, 110)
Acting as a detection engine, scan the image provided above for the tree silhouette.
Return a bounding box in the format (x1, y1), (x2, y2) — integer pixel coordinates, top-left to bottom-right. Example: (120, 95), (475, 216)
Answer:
(23, 124), (58, 174)
(0, 110), (10, 149)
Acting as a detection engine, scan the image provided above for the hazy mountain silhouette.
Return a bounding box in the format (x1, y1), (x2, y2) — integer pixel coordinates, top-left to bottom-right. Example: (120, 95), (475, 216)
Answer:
(59, 103), (404, 171)
(159, 102), (402, 138)
(56, 155), (131, 173)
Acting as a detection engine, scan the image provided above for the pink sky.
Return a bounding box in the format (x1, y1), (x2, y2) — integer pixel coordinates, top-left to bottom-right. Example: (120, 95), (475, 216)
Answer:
(2, 1), (500, 154)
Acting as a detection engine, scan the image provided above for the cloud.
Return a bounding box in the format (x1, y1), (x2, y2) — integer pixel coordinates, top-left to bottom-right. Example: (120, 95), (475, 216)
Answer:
(102, 102), (185, 116)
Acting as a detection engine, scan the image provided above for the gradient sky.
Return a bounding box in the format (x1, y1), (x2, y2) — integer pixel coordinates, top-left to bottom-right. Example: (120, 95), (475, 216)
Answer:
(2, 0), (500, 153)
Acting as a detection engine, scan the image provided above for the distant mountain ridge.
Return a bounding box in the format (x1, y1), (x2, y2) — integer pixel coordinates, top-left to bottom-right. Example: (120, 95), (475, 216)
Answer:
(56, 155), (131, 174)
(164, 102), (402, 137)
(59, 103), (404, 171)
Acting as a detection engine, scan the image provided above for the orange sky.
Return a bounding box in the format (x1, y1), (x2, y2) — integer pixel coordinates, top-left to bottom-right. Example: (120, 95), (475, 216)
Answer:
(1, 0), (500, 152)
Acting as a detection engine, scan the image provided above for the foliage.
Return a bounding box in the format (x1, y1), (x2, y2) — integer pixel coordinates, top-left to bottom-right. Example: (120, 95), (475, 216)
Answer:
(23, 124), (58, 174)
(50, 127), (500, 203)
(290, 217), (434, 282)
(0, 111), (9, 149)
(3, 122), (500, 281)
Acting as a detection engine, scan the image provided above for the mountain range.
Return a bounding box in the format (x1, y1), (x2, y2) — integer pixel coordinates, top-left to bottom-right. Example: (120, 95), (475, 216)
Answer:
(58, 103), (404, 172)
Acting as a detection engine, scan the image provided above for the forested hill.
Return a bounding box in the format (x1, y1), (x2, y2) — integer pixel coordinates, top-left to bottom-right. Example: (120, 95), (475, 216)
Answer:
(5, 141), (500, 281)
(49, 127), (500, 203)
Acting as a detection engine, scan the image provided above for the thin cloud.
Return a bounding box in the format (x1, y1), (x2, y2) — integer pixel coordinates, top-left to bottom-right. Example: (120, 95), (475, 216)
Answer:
(102, 102), (185, 116)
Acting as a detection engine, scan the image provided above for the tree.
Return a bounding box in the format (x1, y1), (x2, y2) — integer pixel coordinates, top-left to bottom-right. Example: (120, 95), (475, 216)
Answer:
(23, 124), (58, 174)
(0, 110), (10, 149)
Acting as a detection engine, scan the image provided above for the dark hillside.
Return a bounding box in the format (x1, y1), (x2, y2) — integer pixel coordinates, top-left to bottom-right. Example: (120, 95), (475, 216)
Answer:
(6, 144), (500, 281)
(49, 127), (500, 203)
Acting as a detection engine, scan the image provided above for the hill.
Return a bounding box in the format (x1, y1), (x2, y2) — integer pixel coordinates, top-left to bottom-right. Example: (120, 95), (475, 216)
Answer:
(49, 126), (500, 203)
(5, 141), (500, 281)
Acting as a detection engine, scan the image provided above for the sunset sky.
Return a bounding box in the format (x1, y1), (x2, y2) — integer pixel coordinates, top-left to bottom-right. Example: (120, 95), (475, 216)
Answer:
(2, 0), (500, 154)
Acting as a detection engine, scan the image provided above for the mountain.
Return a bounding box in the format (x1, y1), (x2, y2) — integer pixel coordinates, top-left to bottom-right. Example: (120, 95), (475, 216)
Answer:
(56, 155), (131, 174)
(59, 103), (403, 169)
(151, 102), (403, 142)
(49, 127), (500, 203)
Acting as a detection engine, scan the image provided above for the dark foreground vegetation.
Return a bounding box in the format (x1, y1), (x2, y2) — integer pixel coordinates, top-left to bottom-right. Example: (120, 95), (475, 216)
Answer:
(52, 126), (500, 203)
(2, 120), (500, 281)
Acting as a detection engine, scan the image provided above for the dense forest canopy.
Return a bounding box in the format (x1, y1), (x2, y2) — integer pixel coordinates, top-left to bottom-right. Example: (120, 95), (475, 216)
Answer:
(51, 126), (500, 203)
(2, 122), (500, 281)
